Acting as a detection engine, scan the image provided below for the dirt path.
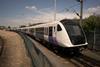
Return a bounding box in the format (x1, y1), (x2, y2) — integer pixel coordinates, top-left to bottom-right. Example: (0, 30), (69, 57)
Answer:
(0, 30), (32, 67)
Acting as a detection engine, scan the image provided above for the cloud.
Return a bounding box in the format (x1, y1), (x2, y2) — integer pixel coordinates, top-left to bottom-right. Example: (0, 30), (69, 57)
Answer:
(25, 6), (37, 10)
(2, 6), (100, 27)
(0, 8), (80, 27)
(0, 17), (34, 27)
(31, 11), (79, 24)
(30, 6), (100, 24)
(28, 7), (80, 23)
(82, 6), (100, 18)
(84, 6), (100, 17)
(87, 6), (100, 15)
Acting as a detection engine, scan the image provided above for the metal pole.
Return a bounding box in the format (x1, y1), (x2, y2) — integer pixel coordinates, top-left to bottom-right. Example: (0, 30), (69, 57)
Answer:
(54, 0), (56, 21)
(93, 27), (96, 50)
(80, 0), (83, 26)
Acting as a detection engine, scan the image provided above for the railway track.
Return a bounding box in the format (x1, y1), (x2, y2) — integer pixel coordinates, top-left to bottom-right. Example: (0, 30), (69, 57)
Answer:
(70, 53), (100, 67)
(19, 32), (100, 67)
(18, 32), (76, 67)
(50, 48), (100, 67)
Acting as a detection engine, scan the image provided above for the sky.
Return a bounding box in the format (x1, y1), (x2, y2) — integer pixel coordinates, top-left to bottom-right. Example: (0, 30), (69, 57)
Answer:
(0, 0), (100, 27)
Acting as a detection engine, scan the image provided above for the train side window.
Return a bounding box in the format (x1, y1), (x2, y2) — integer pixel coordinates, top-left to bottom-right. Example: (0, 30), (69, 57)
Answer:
(57, 24), (62, 31)
(30, 28), (34, 33)
(36, 27), (44, 34)
(44, 27), (48, 35)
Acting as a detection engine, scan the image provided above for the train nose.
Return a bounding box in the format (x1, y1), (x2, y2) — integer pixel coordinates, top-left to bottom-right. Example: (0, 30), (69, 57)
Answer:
(71, 36), (86, 45)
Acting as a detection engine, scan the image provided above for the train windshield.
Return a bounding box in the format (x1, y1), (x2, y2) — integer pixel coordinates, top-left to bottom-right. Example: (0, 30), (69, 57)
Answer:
(61, 20), (85, 45)
(66, 25), (81, 36)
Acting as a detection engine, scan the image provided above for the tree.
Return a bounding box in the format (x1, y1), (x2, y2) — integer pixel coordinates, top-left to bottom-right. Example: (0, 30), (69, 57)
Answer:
(0, 26), (6, 30)
(95, 16), (100, 28)
(8, 26), (11, 29)
(82, 15), (100, 32)
(19, 25), (26, 28)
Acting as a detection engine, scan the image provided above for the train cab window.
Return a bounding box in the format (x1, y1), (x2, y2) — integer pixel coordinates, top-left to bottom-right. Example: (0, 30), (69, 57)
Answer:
(57, 24), (62, 31)
(66, 25), (82, 36)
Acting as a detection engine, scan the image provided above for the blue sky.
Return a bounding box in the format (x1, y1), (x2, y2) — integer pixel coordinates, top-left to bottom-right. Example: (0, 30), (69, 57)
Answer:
(0, 0), (100, 27)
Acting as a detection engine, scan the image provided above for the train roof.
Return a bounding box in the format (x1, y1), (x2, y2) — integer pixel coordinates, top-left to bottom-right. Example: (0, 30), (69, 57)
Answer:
(17, 21), (60, 29)
(30, 21), (60, 28)
(17, 19), (79, 29)
(60, 19), (79, 24)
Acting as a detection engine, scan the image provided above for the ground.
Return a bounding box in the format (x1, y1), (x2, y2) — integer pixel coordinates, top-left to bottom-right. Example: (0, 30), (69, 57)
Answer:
(0, 30), (32, 67)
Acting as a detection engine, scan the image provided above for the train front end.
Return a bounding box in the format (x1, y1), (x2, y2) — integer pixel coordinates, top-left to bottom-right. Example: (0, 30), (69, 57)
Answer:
(60, 19), (88, 48)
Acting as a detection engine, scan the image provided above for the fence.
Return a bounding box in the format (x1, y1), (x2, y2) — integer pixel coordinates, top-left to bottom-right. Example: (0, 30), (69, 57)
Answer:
(85, 28), (100, 51)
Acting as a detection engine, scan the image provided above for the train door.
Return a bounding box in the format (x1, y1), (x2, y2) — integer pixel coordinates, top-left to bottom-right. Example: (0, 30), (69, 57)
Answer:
(49, 26), (57, 44)
(49, 27), (53, 43)
(53, 26), (57, 44)
(53, 26), (56, 38)
(34, 28), (36, 36)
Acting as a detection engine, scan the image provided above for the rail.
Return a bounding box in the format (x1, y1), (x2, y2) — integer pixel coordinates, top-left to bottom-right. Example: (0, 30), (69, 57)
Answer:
(70, 53), (100, 67)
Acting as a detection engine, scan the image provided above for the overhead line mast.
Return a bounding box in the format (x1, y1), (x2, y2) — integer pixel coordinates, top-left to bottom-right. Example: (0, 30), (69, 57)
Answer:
(54, 0), (56, 21)
(80, 0), (83, 26)
(76, 0), (83, 26)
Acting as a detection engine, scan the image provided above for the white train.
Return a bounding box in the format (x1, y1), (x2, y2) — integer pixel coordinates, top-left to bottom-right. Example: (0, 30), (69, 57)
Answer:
(17, 19), (88, 52)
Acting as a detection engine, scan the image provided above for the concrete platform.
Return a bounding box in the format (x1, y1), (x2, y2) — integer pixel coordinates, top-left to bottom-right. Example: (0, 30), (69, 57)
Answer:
(0, 30), (32, 67)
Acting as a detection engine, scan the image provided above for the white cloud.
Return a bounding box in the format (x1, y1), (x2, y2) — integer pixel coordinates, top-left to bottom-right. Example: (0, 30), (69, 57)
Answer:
(25, 6), (37, 10)
(30, 11), (79, 24)
(30, 6), (100, 24)
(82, 6), (100, 18)
(87, 6), (100, 15)
(25, 6), (78, 21)
(27, 7), (80, 23)
(2, 6), (100, 27)
(1, 8), (79, 27)
(0, 17), (34, 27)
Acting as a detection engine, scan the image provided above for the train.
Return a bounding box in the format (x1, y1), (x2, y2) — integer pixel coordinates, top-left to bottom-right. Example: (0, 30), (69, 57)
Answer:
(17, 19), (88, 53)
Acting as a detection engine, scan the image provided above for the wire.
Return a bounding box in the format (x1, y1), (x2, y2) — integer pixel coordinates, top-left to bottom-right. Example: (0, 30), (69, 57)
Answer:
(58, 3), (80, 13)
(68, 3), (80, 9)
